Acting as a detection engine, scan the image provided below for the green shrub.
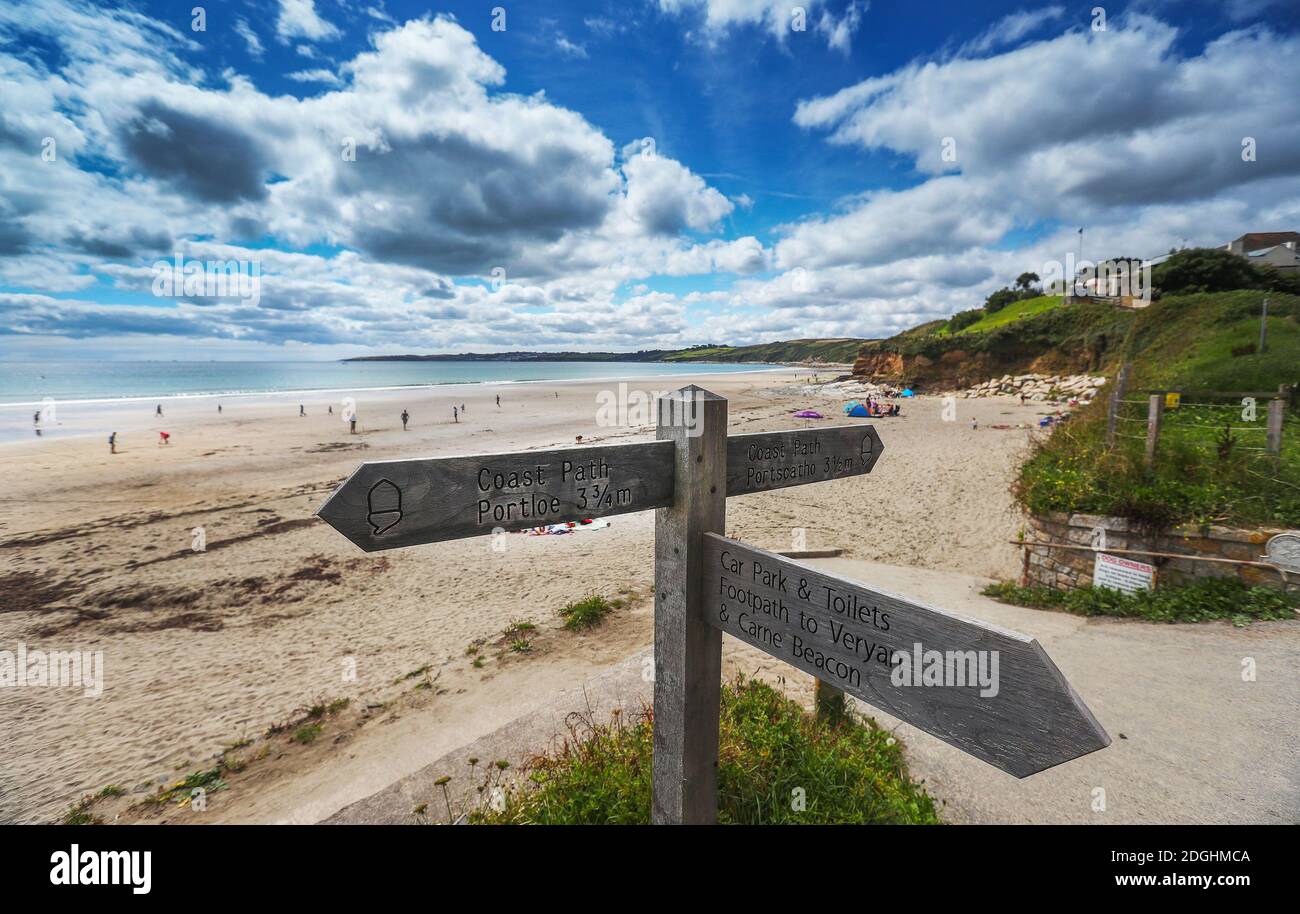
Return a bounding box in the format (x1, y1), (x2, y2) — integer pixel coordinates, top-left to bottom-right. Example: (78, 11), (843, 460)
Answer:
(984, 288), (1018, 313)
(983, 578), (1296, 625)
(946, 308), (984, 332)
(1152, 247), (1300, 297)
(471, 677), (940, 825)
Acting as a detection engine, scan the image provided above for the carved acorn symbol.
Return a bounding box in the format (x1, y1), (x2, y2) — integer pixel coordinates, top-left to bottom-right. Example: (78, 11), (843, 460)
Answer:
(367, 479), (403, 535)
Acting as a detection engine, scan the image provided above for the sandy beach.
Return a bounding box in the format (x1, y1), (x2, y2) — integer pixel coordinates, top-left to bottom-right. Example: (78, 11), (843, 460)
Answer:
(0, 368), (1049, 823)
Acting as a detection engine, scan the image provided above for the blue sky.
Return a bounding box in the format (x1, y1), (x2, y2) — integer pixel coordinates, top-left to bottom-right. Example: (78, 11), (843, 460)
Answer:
(2, 0), (1299, 359)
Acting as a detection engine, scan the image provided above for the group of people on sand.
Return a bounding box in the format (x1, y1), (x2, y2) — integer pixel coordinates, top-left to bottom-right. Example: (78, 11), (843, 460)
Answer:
(317, 396), (494, 432)
(105, 404), (171, 452)
(865, 397), (900, 417)
(106, 392), (512, 452)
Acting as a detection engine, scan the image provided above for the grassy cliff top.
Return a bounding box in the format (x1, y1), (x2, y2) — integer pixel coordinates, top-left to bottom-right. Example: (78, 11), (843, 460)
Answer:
(932, 294), (1066, 337)
(1013, 290), (1300, 528)
(1124, 290), (1300, 391)
(859, 288), (1299, 393)
(661, 337), (868, 364)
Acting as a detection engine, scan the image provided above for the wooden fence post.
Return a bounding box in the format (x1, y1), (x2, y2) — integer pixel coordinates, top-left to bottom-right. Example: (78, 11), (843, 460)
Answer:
(1259, 296), (1270, 354)
(814, 680), (849, 726)
(1144, 393), (1164, 467)
(652, 386), (727, 824)
(1106, 362), (1130, 448)
(1267, 398), (1285, 456)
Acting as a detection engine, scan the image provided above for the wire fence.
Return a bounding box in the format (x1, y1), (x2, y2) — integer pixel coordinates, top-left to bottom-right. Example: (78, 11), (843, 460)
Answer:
(1109, 392), (1292, 461)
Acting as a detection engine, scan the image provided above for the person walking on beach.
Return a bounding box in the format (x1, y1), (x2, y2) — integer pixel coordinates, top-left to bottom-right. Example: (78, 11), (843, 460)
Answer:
(156, 404), (163, 417)
(401, 409), (409, 430)
(299, 404), (305, 417)
(349, 415), (357, 434)
(495, 394), (500, 408)
(460, 402), (466, 414)
(108, 432), (117, 454)
(158, 431), (170, 446)
(452, 406), (458, 423)
(218, 404), (222, 414)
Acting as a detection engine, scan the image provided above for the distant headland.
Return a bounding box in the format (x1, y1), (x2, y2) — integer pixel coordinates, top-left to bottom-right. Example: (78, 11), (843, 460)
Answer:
(344, 339), (870, 366)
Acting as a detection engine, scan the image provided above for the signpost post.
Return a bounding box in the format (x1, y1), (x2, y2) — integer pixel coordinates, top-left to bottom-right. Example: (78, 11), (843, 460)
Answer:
(651, 387), (727, 824)
(317, 385), (1109, 819)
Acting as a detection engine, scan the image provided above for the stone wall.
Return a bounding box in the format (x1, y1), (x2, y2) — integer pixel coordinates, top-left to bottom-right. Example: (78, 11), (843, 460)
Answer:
(1022, 512), (1295, 591)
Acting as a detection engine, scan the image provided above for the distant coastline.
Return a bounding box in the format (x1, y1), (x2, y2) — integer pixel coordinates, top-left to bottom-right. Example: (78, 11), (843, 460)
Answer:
(343, 338), (870, 367)
(0, 359), (777, 413)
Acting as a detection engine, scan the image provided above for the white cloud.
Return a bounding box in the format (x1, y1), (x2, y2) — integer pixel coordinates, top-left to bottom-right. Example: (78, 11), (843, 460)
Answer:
(774, 177), (1011, 270)
(659, 0), (866, 52)
(620, 140), (735, 235)
(794, 17), (1300, 226)
(0, 5), (753, 352)
(366, 4), (398, 26)
(276, 0), (341, 43)
(797, 16), (1300, 199)
(555, 35), (588, 58)
(234, 18), (264, 59)
(286, 68), (343, 86)
(725, 15), (1300, 336)
(818, 0), (867, 54)
(5, 2), (1300, 353)
(962, 6), (1065, 54)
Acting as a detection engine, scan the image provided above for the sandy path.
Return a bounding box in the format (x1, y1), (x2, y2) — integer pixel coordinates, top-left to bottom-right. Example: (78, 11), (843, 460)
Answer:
(723, 559), (1300, 824)
(0, 370), (1046, 823)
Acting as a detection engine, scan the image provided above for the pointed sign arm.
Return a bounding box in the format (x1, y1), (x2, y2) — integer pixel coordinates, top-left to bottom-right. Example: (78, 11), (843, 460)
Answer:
(701, 534), (1110, 777)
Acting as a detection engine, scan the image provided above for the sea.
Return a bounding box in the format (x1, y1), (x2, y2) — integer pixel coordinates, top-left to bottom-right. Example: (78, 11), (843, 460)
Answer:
(0, 360), (778, 444)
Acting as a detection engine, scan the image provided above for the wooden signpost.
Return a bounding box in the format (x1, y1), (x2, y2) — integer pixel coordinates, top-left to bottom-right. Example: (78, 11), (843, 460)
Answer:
(317, 385), (1109, 822)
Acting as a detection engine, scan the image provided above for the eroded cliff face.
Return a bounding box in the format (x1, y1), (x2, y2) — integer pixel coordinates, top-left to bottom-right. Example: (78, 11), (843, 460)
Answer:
(852, 346), (1103, 390)
(851, 349), (904, 378)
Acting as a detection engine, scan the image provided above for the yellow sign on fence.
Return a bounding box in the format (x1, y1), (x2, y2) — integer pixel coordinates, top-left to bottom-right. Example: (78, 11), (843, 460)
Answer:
(1165, 391), (1181, 410)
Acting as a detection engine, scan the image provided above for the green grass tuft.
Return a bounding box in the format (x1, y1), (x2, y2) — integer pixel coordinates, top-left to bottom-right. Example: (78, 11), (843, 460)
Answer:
(470, 677), (939, 825)
(559, 593), (614, 630)
(292, 723), (324, 744)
